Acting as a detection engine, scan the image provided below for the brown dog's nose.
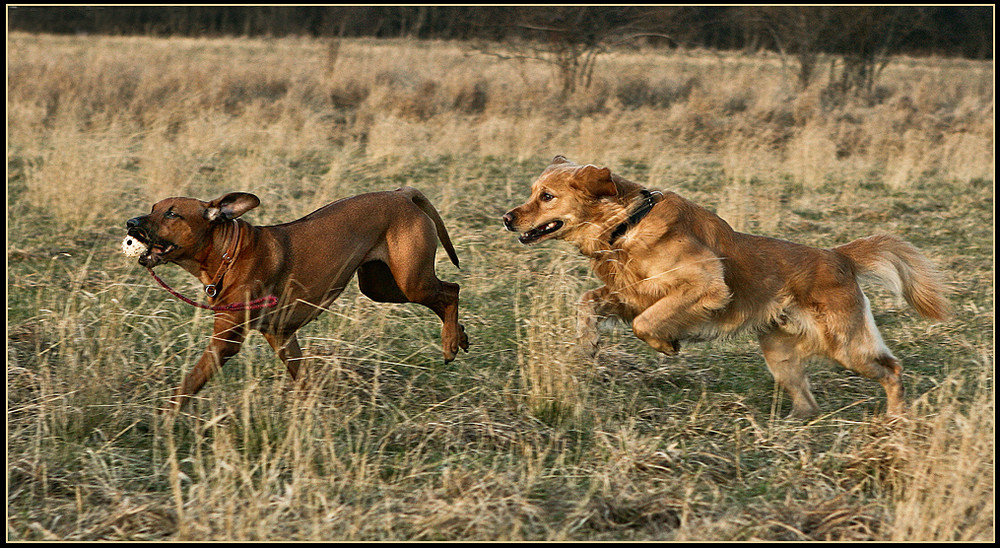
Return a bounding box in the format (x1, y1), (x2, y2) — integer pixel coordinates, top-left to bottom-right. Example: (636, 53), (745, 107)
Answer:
(127, 216), (144, 229)
(502, 212), (516, 231)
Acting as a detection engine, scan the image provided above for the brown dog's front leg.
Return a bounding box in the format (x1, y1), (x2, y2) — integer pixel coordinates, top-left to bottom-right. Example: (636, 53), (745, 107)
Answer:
(163, 315), (246, 412)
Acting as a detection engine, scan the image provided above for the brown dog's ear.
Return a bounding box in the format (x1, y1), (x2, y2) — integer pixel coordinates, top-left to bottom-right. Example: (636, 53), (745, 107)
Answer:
(551, 155), (572, 165)
(205, 192), (260, 222)
(573, 164), (617, 198)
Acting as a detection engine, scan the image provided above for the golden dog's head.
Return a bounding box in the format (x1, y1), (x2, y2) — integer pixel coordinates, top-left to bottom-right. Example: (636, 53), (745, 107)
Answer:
(125, 192), (259, 268)
(502, 155), (626, 245)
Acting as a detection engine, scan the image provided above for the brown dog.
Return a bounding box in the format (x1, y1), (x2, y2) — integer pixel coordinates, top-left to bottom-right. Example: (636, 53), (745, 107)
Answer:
(503, 155), (950, 417)
(126, 187), (469, 411)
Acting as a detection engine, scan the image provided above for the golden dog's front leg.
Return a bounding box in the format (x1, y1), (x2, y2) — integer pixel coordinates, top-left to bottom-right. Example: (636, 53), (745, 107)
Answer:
(577, 286), (633, 356)
(631, 277), (730, 356)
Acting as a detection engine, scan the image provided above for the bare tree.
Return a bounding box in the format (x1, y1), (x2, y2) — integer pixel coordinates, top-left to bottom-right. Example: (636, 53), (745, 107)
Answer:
(471, 7), (675, 99)
(740, 6), (925, 99)
(825, 7), (921, 99)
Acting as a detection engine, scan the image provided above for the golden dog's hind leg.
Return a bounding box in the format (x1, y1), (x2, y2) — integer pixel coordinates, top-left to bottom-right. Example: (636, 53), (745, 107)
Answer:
(824, 294), (906, 416)
(758, 330), (821, 418)
(830, 345), (905, 416)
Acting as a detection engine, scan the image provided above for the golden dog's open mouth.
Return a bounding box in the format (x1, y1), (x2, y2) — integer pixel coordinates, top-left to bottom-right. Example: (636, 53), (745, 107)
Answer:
(519, 220), (563, 244)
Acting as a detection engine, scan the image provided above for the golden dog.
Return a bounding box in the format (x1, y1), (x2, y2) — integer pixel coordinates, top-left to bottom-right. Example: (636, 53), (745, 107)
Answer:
(503, 155), (950, 417)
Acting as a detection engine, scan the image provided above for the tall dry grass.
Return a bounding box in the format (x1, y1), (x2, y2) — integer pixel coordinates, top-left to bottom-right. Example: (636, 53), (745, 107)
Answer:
(8, 34), (993, 215)
(7, 32), (994, 541)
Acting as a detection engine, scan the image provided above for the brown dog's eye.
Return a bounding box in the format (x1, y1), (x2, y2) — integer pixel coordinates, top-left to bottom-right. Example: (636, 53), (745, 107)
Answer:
(164, 210), (181, 219)
(540, 192), (554, 202)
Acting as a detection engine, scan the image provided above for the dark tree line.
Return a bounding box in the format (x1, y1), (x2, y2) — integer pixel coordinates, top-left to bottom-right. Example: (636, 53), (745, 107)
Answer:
(8, 6), (992, 60)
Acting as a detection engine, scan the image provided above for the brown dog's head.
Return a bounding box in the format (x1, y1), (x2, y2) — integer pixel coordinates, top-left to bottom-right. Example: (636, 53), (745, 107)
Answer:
(502, 155), (625, 245)
(125, 192), (260, 267)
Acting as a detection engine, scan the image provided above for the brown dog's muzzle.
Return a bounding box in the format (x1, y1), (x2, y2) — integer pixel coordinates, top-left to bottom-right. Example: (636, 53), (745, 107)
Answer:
(126, 216), (177, 267)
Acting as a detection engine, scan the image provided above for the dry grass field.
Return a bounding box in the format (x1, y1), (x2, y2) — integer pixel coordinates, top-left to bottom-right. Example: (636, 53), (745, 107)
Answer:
(6, 32), (994, 541)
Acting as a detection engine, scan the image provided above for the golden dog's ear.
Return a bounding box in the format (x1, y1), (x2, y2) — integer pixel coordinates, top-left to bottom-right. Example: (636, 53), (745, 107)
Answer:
(573, 164), (617, 198)
(205, 192), (261, 222)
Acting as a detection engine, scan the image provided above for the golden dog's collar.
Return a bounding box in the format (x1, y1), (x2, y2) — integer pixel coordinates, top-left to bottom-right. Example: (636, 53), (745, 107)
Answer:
(609, 190), (661, 244)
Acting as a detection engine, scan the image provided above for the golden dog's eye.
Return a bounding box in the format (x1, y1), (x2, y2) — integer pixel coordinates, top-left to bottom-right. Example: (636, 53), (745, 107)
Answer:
(540, 192), (555, 202)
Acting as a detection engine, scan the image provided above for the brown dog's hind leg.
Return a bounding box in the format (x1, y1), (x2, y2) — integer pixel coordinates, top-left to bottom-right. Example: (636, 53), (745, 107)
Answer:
(365, 260), (467, 362)
(375, 219), (469, 362)
(758, 330), (821, 418)
(416, 279), (468, 362)
(264, 332), (305, 380)
(361, 267), (468, 362)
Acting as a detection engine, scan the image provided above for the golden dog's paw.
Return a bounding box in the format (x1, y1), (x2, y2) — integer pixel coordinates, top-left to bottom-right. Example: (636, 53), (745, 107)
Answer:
(644, 338), (681, 356)
(573, 342), (600, 361)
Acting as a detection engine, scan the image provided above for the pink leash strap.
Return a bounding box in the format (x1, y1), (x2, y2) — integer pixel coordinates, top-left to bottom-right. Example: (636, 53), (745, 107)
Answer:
(147, 268), (278, 312)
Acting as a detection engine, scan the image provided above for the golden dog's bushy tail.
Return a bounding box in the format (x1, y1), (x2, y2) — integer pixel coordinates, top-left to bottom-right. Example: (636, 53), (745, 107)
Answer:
(397, 186), (461, 268)
(834, 234), (951, 321)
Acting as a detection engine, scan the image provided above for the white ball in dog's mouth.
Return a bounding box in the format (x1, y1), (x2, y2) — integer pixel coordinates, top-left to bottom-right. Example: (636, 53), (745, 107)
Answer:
(121, 235), (149, 258)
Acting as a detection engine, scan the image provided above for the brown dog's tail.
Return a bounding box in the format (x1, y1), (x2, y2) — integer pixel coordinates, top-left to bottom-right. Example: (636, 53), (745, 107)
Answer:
(397, 186), (460, 268)
(834, 234), (951, 321)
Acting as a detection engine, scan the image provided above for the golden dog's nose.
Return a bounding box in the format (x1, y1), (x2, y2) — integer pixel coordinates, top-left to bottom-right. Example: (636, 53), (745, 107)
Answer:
(502, 212), (516, 231)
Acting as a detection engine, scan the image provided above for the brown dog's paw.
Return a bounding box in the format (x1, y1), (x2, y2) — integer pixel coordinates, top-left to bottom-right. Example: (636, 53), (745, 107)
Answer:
(442, 324), (470, 362)
(156, 402), (179, 417)
(156, 392), (190, 417)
